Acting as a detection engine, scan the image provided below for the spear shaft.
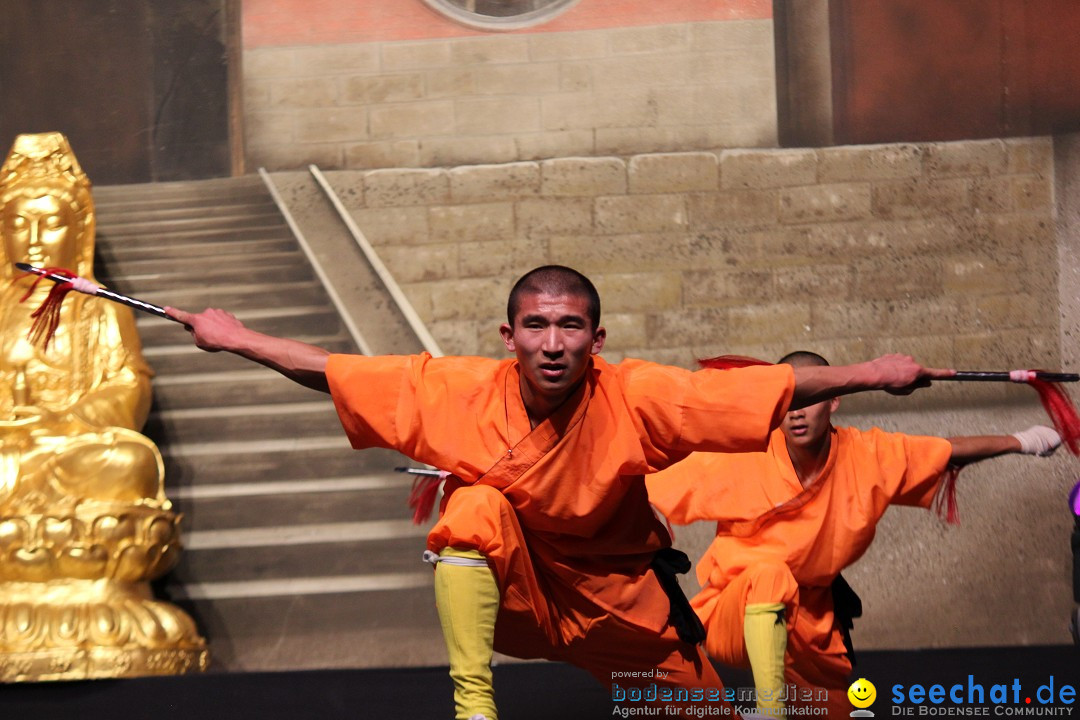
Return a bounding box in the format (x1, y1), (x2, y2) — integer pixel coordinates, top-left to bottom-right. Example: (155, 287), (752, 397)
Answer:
(15, 262), (180, 322)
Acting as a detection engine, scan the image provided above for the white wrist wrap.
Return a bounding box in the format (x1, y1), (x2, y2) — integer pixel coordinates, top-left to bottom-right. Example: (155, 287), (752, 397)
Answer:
(1012, 425), (1062, 456)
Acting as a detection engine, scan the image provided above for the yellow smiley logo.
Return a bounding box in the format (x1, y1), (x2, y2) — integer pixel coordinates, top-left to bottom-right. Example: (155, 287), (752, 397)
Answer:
(848, 678), (877, 709)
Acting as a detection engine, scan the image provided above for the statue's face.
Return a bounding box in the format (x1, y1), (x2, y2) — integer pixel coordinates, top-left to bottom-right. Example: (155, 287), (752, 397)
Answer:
(2, 191), (78, 270)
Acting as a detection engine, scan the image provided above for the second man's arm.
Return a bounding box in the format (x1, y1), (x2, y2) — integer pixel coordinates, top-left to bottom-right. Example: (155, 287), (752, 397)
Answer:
(790, 353), (955, 410)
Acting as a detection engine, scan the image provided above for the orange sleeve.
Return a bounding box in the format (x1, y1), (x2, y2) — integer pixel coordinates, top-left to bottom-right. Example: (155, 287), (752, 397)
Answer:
(325, 353), (504, 476)
(325, 353), (414, 451)
(621, 361), (795, 461)
(646, 451), (739, 525)
(646, 443), (781, 527)
(861, 427), (954, 508)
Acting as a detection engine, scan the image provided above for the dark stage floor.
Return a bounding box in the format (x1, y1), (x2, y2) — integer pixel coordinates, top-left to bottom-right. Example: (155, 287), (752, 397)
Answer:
(4, 646), (1077, 719)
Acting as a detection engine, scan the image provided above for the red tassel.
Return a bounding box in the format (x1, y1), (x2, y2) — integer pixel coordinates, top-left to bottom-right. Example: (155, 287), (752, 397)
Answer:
(408, 470), (449, 525)
(698, 354), (773, 370)
(17, 266), (78, 350)
(1026, 377), (1080, 456)
(933, 465), (962, 525)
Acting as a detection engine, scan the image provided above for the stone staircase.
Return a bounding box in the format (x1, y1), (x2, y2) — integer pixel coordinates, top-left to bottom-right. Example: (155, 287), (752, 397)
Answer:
(90, 176), (444, 672)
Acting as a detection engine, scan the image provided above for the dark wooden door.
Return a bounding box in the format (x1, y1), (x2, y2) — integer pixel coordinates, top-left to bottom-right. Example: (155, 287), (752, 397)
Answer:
(830, 0), (1080, 144)
(0, 0), (234, 184)
(0, 0), (153, 183)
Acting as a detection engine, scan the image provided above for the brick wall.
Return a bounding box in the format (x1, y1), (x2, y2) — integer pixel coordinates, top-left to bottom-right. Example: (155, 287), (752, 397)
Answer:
(243, 18), (778, 170)
(322, 137), (1057, 383)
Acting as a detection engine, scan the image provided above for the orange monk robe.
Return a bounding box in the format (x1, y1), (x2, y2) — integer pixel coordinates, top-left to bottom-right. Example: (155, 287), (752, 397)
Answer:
(327, 352), (793, 686)
(647, 426), (952, 698)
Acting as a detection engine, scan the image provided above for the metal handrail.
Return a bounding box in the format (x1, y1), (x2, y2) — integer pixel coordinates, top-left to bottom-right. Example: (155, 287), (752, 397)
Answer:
(308, 165), (444, 357)
(258, 167), (375, 356)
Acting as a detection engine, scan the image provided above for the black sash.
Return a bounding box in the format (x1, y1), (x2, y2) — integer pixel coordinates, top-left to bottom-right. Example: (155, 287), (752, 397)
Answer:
(831, 573), (863, 664)
(651, 548), (707, 645)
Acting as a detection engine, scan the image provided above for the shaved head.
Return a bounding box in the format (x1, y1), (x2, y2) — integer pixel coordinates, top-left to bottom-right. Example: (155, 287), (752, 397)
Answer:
(777, 350), (830, 368)
(507, 265), (600, 329)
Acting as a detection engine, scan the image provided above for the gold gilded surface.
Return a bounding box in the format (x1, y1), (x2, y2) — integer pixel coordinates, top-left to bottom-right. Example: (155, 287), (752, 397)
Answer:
(0, 132), (207, 681)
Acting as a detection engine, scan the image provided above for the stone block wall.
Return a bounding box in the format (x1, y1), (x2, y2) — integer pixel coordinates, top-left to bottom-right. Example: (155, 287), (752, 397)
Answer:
(244, 18), (778, 170)
(324, 137), (1057, 384)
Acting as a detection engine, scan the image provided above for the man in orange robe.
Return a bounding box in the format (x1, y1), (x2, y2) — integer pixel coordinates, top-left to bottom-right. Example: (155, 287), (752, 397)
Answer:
(169, 269), (951, 720)
(647, 351), (1061, 717)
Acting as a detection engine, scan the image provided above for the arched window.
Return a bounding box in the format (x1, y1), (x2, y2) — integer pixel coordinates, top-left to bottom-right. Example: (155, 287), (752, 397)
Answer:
(422, 0), (579, 31)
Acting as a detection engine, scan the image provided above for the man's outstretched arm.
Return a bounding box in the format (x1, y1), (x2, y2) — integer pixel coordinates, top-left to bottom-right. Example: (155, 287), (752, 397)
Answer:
(167, 307), (331, 393)
(948, 426), (1061, 465)
(789, 353), (956, 410)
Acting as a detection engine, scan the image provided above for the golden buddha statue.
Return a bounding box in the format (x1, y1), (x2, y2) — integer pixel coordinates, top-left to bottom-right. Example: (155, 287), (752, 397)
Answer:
(0, 132), (208, 681)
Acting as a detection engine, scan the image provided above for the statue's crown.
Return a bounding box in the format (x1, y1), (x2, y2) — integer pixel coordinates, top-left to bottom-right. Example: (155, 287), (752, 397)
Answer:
(0, 132), (91, 197)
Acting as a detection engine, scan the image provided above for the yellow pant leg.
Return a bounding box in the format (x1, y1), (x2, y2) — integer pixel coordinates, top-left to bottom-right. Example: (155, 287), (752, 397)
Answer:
(434, 547), (500, 720)
(744, 601), (787, 714)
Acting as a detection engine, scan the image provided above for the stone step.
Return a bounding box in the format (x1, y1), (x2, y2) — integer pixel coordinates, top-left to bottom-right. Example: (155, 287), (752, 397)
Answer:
(173, 485), (416, 534)
(144, 349), (251, 377)
(135, 305), (344, 345)
(100, 278), (324, 321)
(97, 223), (293, 246)
(98, 237), (299, 263)
(148, 368), (326, 409)
(95, 212), (286, 236)
(145, 400), (345, 445)
(143, 335), (354, 375)
(102, 261), (307, 294)
(167, 587), (434, 634)
(96, 188), (273, 207)
(175, 488), (415, 535)
(160, 586), (443, 669)
(95, 175), (269, 203)
(95, 197), (278, 222)
(170, 535), (427, 584)
(132, 280), (329, 315)
(161, 443), (405, 488)
(99, 247), (308, 280)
